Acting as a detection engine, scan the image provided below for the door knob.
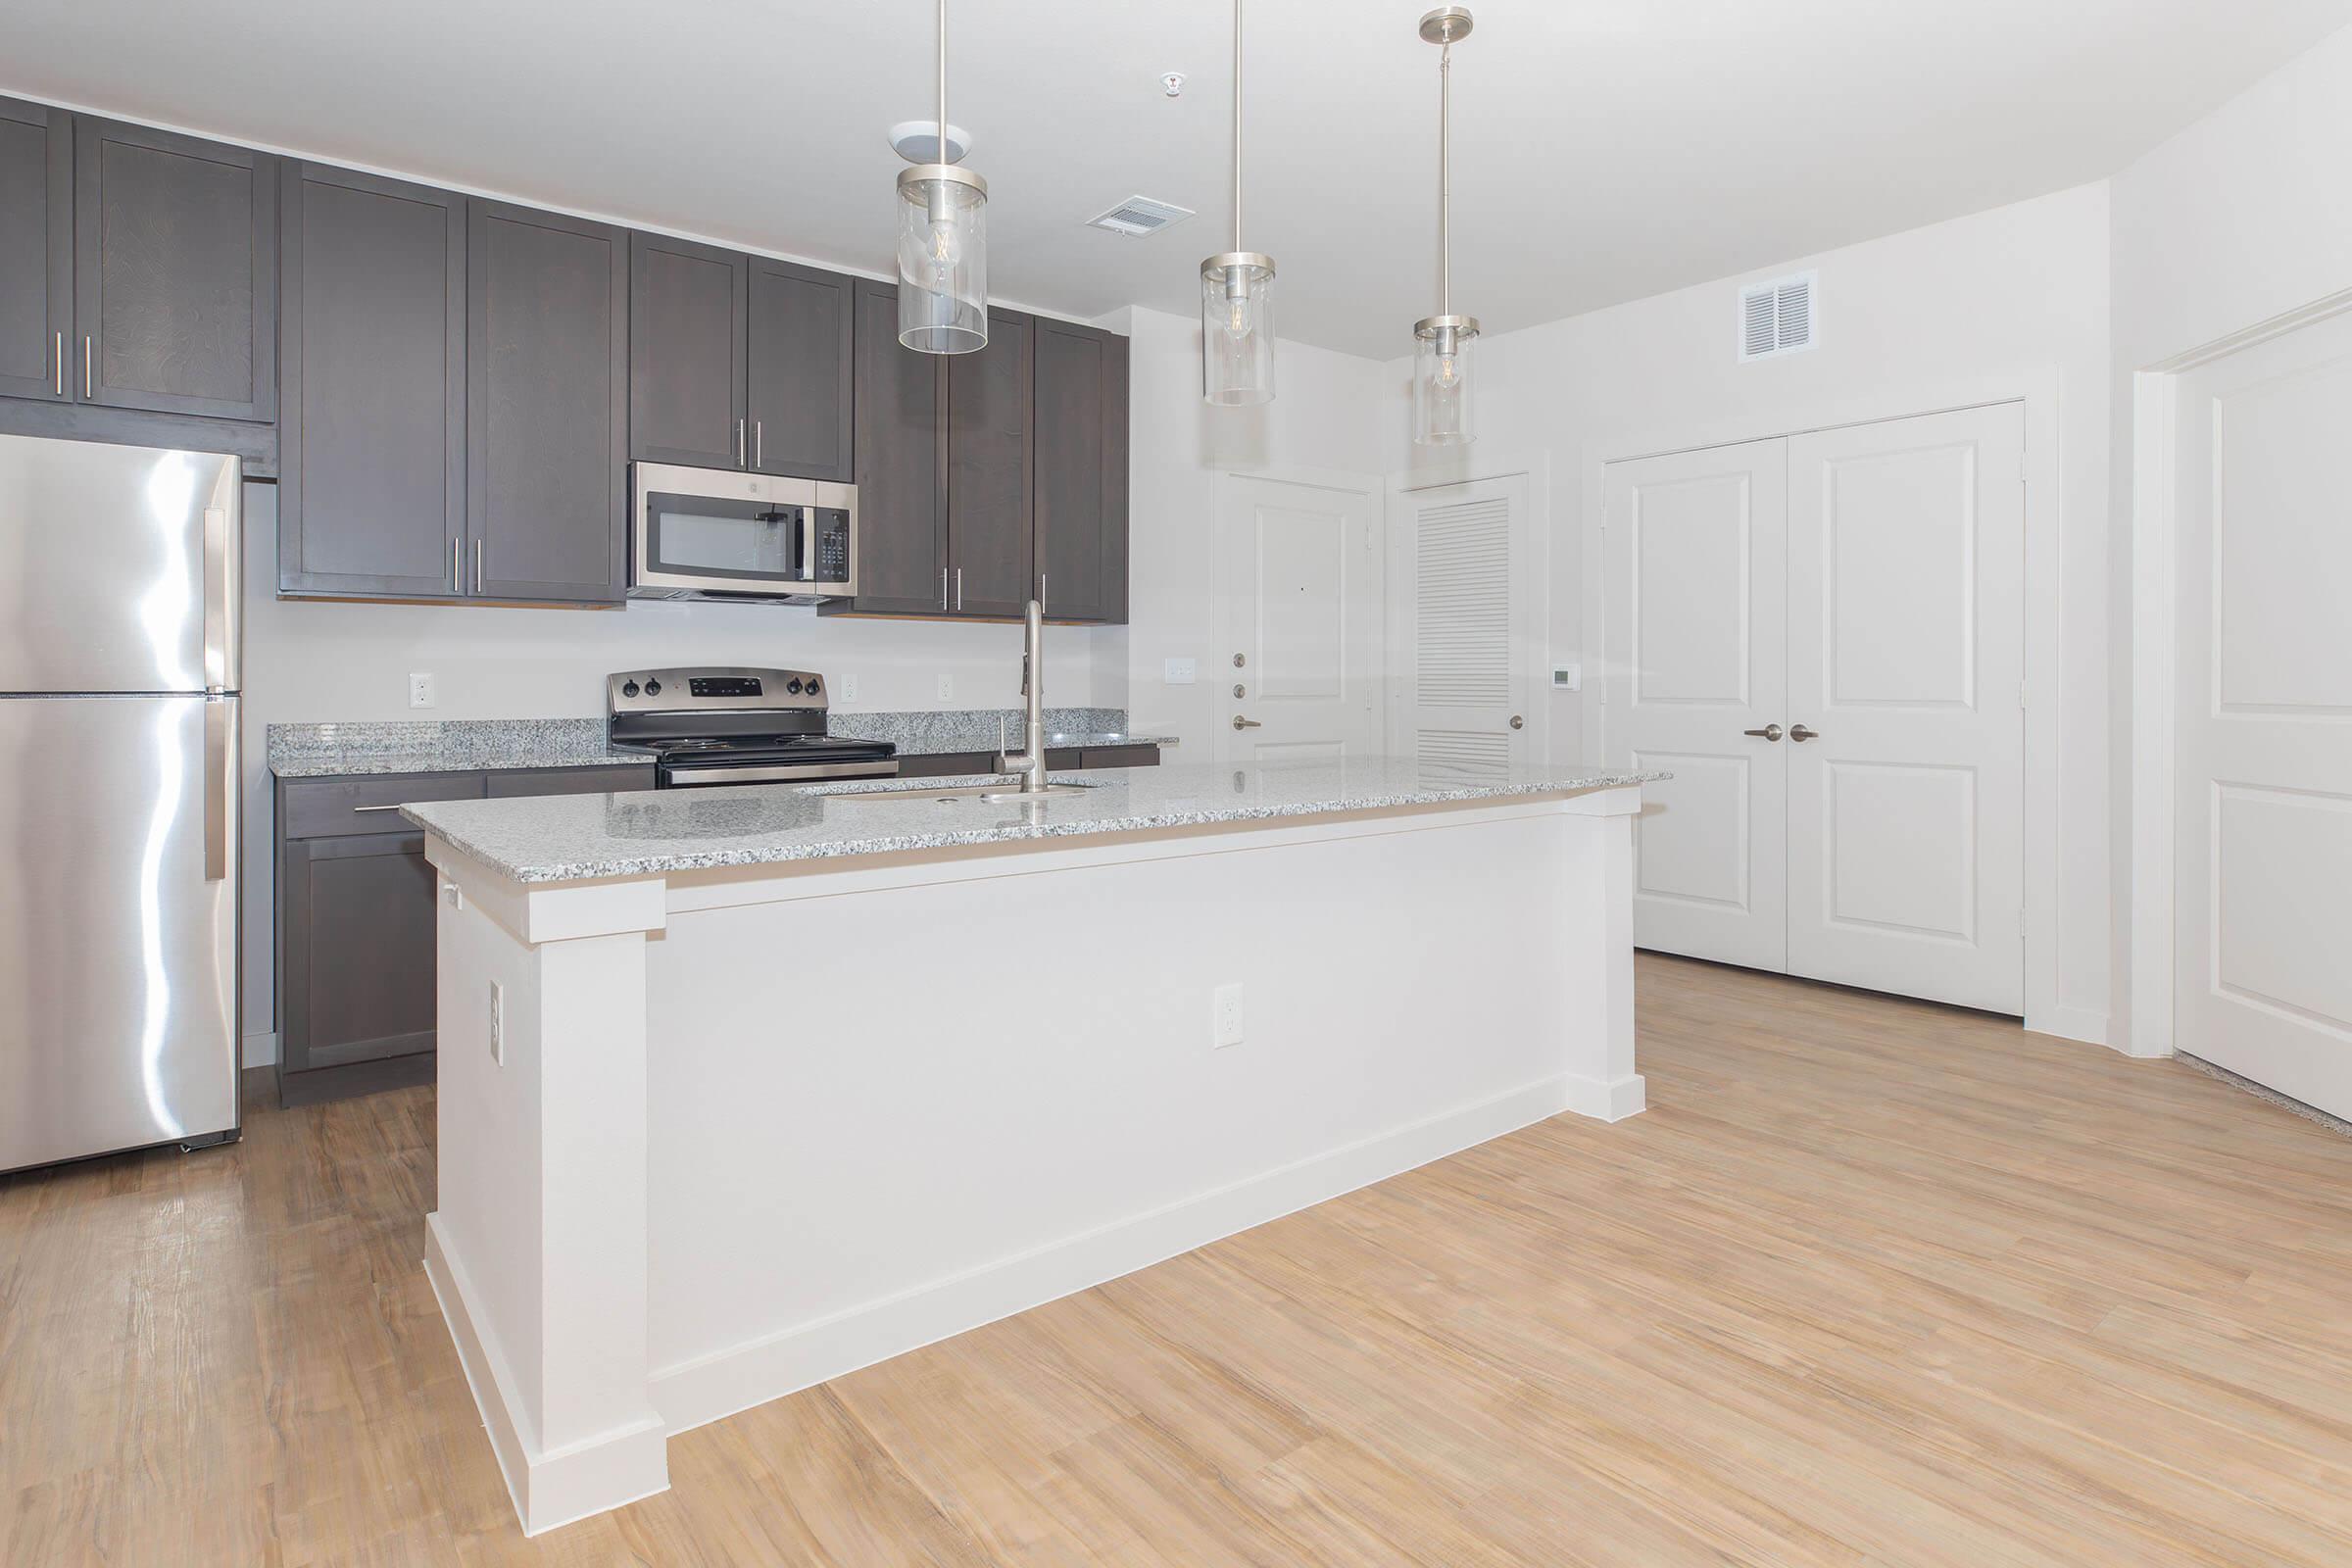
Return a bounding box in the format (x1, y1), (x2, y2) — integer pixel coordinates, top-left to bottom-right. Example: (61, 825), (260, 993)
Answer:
(1232, 715), (1262, 730)
(1743, 723), (1784, 742)
(1509, 714), (1525, 730)
(1788, 723), (1819, 743)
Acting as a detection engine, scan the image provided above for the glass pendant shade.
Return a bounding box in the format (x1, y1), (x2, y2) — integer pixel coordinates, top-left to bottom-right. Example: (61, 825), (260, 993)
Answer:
(897, 166), (988, 354)
(1200, 255), (1276, 406)
(1411, 318), (1478, 445)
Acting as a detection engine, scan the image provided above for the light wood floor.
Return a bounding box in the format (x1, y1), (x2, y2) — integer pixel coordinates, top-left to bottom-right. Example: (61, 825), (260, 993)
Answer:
(7, 954), (2352, 1565)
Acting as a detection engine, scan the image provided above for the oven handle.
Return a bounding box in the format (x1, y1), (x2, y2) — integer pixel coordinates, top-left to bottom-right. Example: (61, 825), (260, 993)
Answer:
(664, 760), (899, 786)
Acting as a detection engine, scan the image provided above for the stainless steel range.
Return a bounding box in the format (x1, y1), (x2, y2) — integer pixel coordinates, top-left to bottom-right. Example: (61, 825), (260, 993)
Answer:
(607, 666), (898, 788)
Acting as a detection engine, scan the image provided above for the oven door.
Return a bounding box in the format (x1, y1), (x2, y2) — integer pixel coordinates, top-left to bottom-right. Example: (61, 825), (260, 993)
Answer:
(632, 464), (854, 598)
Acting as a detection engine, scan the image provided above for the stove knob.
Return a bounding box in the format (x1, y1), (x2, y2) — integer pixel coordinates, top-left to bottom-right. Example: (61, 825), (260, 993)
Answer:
(786, 677), (804, 695)
(803, 676), (820, 695)
(644, 678), (662, 696)
(621, 680), (640, 698)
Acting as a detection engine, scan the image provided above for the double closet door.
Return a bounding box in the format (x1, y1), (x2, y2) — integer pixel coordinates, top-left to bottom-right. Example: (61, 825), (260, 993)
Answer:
(1601, 403), (2025, 1014)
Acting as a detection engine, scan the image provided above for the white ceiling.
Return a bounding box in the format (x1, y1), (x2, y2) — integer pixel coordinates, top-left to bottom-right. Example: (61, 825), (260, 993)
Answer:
(7, 0), (2349, 359)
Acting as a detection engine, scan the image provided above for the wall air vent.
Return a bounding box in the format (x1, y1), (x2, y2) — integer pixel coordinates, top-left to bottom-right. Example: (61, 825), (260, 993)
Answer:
(1739, 270), (1816, 362)
(1086, 195), (1195, 237)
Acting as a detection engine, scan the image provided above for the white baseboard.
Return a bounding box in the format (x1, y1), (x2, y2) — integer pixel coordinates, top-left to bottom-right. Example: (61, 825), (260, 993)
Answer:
(425, 1214), (669, 1537)
(651, 1070), (1597, 1437)
(241, 1030), (279, 1069)
(2030, 1005), (2122, 1053)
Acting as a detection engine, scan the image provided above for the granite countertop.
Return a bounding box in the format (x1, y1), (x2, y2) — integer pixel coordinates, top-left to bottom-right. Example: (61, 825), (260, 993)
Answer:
(402, 760), (1662, 884)
(267, 710), (1171, 778)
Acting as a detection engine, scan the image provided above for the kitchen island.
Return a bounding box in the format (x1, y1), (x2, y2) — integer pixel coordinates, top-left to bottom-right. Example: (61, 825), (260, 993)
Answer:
(405, 760), (1654, 1534)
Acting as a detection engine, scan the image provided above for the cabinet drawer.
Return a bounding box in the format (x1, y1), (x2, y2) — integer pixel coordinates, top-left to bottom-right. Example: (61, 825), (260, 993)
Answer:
(281, 771), (484, 838)
(486, 763), (657, 797)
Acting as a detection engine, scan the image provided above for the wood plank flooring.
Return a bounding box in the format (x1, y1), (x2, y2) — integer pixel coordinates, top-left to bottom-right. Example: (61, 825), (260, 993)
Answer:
(6, 954), (2352, 1565)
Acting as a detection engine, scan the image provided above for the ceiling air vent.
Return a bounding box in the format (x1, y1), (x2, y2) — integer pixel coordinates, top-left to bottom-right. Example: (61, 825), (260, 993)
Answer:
(1740, 270), (1816, 362)
(1086, 195), (1195, 237)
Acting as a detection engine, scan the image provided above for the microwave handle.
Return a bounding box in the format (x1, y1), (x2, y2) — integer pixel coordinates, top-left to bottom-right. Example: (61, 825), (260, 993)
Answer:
(801, 510), (816, 582)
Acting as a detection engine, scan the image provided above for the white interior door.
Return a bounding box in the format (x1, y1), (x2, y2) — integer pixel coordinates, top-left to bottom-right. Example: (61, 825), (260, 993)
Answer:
(1398, 475), (1534, 779)
(1785, 405), (2025, 1014)
(1217, 474), (1384, 765)
(1602, 440), (1789, 972)
(2175, 312), (2352, 1119)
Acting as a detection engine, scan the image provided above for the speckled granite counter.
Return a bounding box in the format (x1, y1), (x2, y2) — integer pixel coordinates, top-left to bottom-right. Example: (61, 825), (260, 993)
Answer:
(268, 709), (1167, 778)
(402, 760), (1659, 883)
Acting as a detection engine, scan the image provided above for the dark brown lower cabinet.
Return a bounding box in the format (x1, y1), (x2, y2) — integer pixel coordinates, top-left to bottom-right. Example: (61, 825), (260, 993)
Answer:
(893, 744), (1159, 779)
(273, 763), (653, 1106)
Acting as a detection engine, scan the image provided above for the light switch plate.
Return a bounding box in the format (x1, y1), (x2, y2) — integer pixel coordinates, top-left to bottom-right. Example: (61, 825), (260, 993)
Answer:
(408, 672), (436, 709)
(1163, 657), (1197, 685)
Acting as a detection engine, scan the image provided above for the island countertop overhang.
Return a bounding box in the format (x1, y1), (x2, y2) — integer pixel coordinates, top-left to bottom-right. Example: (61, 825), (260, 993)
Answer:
(402, 760), (1664, 884)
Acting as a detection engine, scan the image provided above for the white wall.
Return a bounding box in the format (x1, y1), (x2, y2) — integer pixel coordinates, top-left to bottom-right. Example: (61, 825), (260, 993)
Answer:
(2107, 24), (2352, 1052)
(1112, 305), (1396, 755)
(1388, 183), (2116, 1041)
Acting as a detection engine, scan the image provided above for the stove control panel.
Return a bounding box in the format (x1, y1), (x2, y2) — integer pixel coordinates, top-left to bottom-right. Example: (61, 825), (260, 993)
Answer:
(607, 666), (829, 715)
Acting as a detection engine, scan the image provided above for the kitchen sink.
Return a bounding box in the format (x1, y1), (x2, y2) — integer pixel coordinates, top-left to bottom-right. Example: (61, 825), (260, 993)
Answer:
(826, 781), (1098, 803)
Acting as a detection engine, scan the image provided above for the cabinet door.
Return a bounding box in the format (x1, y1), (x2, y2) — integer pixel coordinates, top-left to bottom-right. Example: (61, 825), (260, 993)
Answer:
(947, 306), (1033, 618)
(844, 278), (947, 613)
(748, 256), (854, 481)
(278, 831), (439, 1077)
(467, 200), (628, 603)
(74, 117), (276, 421)
(629, 230), (746, 469)
(1033, 318), (1129, 623)
(0, 97), (70, 403)
(278, 164), (466, 599)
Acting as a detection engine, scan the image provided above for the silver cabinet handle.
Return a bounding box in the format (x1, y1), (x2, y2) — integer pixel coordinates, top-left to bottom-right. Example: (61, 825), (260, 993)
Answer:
(940, 566), (949, 610)
(451, 537), (461, 590)
(737, 418), (747, 467)
(955, 566), (963, 611)
(1040, 571), (1048, 609)
(474, 538), (484, 593)
(1232, 715), (1262, 730)
(83, 334), (91, 398)
(350, 804), (406, 813)
(53, 331), (63, 396)
(756, 419), (763, 469)
(1743, 723), (1784, 742)
(1788, 723), (1819, 743)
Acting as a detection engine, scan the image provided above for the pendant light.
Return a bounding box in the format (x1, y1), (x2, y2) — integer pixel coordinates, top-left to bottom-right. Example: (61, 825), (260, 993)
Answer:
(898, 0), (988, 354)
(1200, 0), (1275, 405)
(1412, 6), (1477, 445)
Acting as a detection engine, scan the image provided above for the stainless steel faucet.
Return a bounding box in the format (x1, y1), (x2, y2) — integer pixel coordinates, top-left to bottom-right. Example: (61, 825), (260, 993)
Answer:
(995, 598), (1050, 795)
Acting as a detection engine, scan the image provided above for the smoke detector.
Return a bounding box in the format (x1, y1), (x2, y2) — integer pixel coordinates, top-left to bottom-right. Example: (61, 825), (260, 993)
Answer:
(1086, 195), (1195, 237)
(887, 120), (971, 164)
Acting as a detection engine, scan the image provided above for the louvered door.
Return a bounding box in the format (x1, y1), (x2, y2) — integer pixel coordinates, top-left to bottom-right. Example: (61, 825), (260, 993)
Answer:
(1405, 476), (1530, 780)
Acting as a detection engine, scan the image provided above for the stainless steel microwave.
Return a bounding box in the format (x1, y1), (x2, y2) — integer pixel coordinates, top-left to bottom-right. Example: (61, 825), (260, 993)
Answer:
(628, 463), (857, 604)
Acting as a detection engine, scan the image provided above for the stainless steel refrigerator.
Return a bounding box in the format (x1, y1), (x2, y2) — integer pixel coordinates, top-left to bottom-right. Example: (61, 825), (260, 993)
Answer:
(0, 434), (242, 1174)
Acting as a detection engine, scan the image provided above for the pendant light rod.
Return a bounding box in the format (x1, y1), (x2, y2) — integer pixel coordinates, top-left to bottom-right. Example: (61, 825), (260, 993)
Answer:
(1231, 0), (1244, 253)
(1439, 35), (1450, 316)
(937, 0), (949, 162)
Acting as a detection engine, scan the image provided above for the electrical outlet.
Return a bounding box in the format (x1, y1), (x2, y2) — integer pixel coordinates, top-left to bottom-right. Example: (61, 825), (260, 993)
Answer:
(409, 671), (436, 709)
(1212, 983), (1245, 1049)
(840, 673), (859, 704)
(936, 673), (955, 704)
(1163, 657), (1197, 685)
(488, 981), (505, 1066)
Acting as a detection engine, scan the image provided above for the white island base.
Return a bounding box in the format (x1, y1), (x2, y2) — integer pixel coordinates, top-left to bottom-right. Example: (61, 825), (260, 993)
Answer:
(416, 779), (1645, 1535)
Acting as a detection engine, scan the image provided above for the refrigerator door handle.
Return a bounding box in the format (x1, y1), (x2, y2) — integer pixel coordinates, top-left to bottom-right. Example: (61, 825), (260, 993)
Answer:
(204, 698), (231, 882)
(202, 501), (233, 693)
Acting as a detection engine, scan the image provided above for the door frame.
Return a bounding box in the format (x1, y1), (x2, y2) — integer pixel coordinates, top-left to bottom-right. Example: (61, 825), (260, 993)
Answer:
(1208, 465), (1389, 765)
(1385, 456), (1553, 770)
(1576, 369), (2065, 1040)
(2127, 285), (2352, 1062)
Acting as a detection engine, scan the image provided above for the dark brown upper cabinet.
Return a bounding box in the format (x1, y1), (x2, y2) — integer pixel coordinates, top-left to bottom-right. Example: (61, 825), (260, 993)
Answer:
(467, 200), (628, 604)
(1033, 318), (1130, 624)
(748, 256), (854, 482)
(947, 307), (1035, 619)
(843, 277), (949, 614)
(278, 164), (466, 600)
(74, 117), (276, 422)
(0, 99), (71, 404)
(628, 230), (747, 470)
